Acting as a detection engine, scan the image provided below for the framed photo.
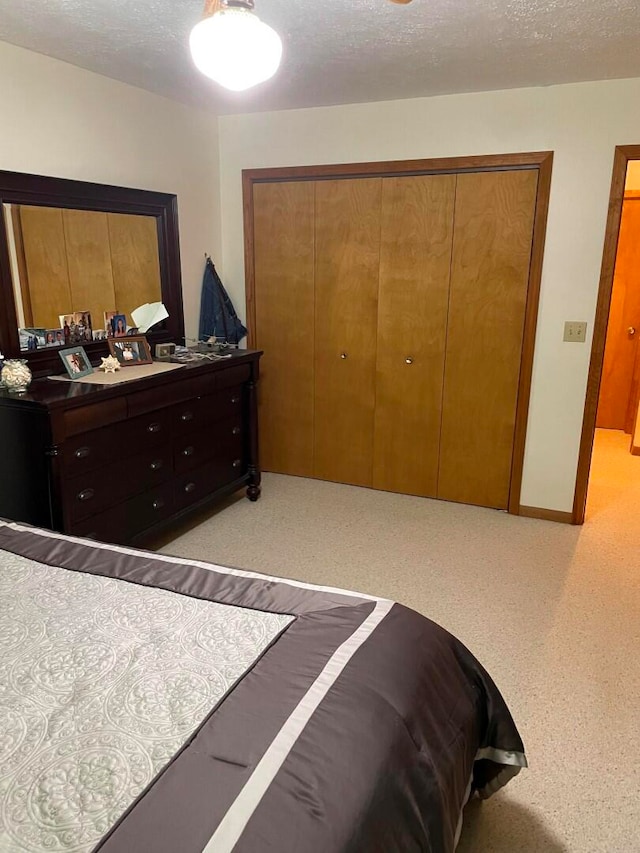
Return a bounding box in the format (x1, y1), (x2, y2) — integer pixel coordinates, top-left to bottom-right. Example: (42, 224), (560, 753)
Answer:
(108, 335), (152, 366)
(107, 313), (127, 338)
(45, 328), (65, 347)
(59, 312), (93, 345)
(59, 346), (94, 379)
(104, 311), (121, 337)
(19, 328), (47, 351)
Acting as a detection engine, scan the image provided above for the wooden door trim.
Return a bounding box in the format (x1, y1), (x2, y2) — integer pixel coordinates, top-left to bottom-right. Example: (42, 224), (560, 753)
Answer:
(573, 145), (640, 524)
(508, 153), (554, 514)
(243, 151), (554, 514)
(519, 505), (573, 524)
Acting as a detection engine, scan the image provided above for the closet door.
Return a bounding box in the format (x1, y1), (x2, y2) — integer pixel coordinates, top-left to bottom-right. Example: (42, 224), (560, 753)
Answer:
(253, 181), (315, 475)
(438, 170), (538, 509)
(18, 206), (72, 329)
(314, 178), (381, 486)
(63, 209), (116, 322)
(107, 213), (162, 323)
(373, 174), (455, 496)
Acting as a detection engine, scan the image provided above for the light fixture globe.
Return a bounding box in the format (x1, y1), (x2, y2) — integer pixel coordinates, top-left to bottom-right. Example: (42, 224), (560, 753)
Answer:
(190, 1), (282, 92)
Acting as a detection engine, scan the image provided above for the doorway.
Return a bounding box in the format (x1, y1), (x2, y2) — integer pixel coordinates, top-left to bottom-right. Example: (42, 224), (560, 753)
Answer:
(574, 147), (640, 522)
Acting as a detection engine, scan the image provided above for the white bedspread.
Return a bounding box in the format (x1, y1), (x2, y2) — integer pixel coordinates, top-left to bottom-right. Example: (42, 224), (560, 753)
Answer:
(0, 550), (293, 853)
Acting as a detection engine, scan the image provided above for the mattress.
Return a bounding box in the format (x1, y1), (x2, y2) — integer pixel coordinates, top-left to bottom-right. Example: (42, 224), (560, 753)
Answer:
(0, 519), (526, 852)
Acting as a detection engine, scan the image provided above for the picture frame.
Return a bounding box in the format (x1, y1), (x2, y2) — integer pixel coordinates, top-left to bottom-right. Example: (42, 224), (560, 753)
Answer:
(108, 335), (152, 366)
(45, 328), (65, 347)
(59, 312), (93, 345)
(19, 328), (47, 351)
(110, 314), (127, 338)
(104, 310), (126, 337)
(59, 346), (94, 379)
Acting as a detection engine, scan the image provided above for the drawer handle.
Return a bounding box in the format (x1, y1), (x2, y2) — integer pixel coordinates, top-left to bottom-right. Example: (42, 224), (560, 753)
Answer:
(152, 498), (165, 511)
(340, 352), (348, 359)
(77, 488), (95, 502)
(231, 395), (240, 404)
(182, 446), (194, 457)
(74, 447), (91, 459)
(180, 411), (194, 422)
(184, 482), (197, 493)
(147, 422), (162, 433)
(232, 426), (241, 435)
(405, 357), (414, 365)
(232, 459), (241, 469)
(149, 459), (164, 471)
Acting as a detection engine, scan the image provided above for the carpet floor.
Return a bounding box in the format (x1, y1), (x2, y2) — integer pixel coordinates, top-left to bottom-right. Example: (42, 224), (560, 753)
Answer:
(157, 428), (640, 852)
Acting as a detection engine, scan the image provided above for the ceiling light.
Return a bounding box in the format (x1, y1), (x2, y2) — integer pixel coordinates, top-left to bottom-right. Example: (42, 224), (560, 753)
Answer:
(190, 0), (282, 92)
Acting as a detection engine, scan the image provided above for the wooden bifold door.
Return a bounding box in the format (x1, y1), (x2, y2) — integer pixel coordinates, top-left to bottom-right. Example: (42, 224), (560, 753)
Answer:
(248, 159), (545, 511)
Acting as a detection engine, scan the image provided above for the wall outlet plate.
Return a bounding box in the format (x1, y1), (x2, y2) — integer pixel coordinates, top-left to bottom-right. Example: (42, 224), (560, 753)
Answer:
(563, 321), (587, 343)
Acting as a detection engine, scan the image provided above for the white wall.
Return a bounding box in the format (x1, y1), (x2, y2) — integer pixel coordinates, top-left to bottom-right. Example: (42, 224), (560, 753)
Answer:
(0, 40), (220, 342)
(218, 77), (640, 514)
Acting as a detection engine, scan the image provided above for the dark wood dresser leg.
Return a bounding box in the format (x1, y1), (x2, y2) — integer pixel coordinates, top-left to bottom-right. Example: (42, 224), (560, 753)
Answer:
(246, 378), (262, 501)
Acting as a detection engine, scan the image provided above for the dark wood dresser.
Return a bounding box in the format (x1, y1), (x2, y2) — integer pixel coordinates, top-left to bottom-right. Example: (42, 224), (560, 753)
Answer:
(0, 350), (262, 546)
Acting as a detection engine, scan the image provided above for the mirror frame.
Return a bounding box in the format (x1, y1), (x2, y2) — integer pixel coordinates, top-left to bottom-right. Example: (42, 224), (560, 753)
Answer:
(0, 170), (184, 376)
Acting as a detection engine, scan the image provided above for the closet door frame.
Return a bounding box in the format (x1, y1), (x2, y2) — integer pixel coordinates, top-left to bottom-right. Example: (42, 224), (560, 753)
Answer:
(243, 151), (553, 516)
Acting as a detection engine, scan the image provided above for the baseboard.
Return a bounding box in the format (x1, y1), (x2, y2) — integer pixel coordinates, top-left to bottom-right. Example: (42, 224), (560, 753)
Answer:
(518, 505), (574, 524)
(631, 444), (640, 456)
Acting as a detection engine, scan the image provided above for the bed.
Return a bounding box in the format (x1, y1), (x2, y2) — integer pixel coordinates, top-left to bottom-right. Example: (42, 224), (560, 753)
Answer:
(0, 519), (526, 853)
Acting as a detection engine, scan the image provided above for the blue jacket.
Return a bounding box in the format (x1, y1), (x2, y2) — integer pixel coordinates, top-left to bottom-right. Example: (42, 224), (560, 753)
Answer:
(198, 258), (247, 345)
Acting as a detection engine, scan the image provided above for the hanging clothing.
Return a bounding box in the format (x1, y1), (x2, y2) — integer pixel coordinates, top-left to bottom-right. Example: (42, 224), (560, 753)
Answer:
(198, 257), (247, 345)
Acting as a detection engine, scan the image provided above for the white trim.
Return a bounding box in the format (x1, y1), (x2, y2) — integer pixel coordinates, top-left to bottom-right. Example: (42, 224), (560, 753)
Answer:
(454, 772), (474, 849)
(475, 746), (527, 768)
(201, 599), (394, 853)
(454, 747), (527, 846)
(0, 520), (384, 602)
(476, 764), (522, 800)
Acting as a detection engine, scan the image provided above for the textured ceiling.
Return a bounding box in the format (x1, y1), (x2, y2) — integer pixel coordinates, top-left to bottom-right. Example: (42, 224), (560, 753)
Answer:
(1, 0), (640, 115)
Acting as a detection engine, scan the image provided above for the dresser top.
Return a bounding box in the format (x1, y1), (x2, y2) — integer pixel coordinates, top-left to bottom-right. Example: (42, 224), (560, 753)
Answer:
(0, 349), (261, 412)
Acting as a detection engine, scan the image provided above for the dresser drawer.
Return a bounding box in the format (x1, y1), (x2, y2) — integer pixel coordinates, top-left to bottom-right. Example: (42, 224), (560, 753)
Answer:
(216, 364), (250, 389)
(62, 398), (127, 438)
(62, 429), (119, 477)
(173, 446), (244, 510)
(64, 443), (173, 523)
(210, 452), (246, 490)
(174, 463), (219, 511)
(174, 418), (242, 474)
(200, 386), (244, 424)
(171, 396), (211, 436)
(61, 409), (171, 476)
(127, 371), (219, 417)
(124, 408), (173, 452)
(70, 482), (173, 544)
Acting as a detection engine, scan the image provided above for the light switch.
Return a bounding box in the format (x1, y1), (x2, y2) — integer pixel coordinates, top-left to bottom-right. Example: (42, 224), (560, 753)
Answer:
(563, 321), (587, 343)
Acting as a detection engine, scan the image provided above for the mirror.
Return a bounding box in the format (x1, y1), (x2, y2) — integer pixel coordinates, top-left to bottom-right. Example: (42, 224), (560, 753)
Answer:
(0, 171), (184, 376)
(4, 204), (162, 351)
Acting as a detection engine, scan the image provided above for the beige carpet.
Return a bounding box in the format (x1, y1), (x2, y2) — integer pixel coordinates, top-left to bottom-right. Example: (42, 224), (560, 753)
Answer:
(157, 429), (640, 852)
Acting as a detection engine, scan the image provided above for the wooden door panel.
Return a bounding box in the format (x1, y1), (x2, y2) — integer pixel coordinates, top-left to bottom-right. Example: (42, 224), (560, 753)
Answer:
(107, 213), (162, 324)
(253, 181), (315, 476)
(373, 174), (456, 496)
(314, 178), (381, 486)
(596, 199), (640, 431)
(19, 206), (72, 329)
(63, 209), (116, 325)
(438, 169), (538, 509)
